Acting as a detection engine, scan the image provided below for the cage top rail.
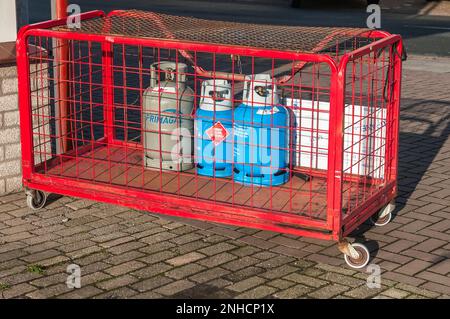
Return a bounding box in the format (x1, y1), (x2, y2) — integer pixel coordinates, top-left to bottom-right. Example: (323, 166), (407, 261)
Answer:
(53, 10), (373, 55)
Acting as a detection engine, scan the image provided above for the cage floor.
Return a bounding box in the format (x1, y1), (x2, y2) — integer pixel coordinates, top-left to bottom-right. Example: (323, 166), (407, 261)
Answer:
(39, 144), (375, 220)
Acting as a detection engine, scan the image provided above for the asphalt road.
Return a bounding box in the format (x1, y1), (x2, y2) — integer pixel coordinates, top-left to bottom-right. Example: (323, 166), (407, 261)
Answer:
(28, 0), (450, 57)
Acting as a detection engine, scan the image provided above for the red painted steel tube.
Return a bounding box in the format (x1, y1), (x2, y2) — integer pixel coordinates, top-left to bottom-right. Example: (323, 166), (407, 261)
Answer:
(56, 0), (71, 153)
(16, 32), (33, 182)
(24, 174), (333, 239)
(26, 172), (330, 232)
(326, 64), (345, 240)
(389, 39), (403, 194)
(24, 28), (336, 67)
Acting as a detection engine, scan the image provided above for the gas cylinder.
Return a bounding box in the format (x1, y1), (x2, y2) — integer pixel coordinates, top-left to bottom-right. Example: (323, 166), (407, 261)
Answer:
(142, 62), (194, 171)
(233, 74), (290, 186)
(195, 80), (233, 177)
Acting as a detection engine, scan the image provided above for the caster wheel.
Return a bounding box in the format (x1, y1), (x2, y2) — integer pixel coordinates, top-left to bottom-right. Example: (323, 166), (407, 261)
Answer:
(371, 202), (394, 226)
(344, 243), (370, 269)
(371, 212), (392, 226)
(26, 190), (47, 210)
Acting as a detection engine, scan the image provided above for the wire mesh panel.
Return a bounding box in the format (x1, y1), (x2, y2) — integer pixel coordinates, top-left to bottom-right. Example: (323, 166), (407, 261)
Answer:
(18, 10), (402, 241)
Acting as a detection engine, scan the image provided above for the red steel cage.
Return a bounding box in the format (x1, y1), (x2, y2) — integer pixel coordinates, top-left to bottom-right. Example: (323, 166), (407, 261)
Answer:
(16, 10), (403, 268)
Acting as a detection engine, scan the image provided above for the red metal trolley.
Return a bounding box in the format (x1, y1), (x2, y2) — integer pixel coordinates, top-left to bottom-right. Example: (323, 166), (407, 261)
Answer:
(16, 10), (403, 268)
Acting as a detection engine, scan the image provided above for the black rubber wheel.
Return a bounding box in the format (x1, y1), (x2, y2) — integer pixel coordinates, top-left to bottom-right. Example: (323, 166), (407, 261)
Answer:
(26, 190), (47, 210)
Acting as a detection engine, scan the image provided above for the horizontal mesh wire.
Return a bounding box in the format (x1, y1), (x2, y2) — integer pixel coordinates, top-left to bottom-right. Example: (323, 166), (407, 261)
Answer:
(54, 10), (371, 55)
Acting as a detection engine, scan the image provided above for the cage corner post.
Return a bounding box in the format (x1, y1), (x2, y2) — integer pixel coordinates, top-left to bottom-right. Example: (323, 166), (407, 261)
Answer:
(326, 58), (346, 242)
(51, 0), (71, 154)
(388, 39), (404, 196)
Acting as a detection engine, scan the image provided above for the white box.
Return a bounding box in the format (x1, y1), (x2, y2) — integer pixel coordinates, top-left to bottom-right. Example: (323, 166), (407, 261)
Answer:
(285, 99), (386, 179)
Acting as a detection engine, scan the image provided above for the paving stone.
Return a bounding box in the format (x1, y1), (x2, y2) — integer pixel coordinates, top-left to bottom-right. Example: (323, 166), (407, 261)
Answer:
(79, 272), (112, 286)
(128, 261), (173, 280)
(58, 285), (103, 299)
(319, 272), (365, 287)
(381, 287), (411, 299)
(170, 233), (204, 245)
(166, 252), (206, 267)
(416, 271), (450, 287)
(81, 262), (111, 275)
(267, 279), (296, 290)
(308, 284), (349, 299)
(139, 251), (178, 265)
(197, 252), (237, 268)
(104, 261), (147, 277)
(401, 249), (444, 263)
(202, 234), (228, 244)
(394, 283), (440, 298)
(108, 241), (147, 255)
(198, 242), (236, 256)
(227, 276), (266, 293)
(0, 282), (36, 298)
(189, 267), (230, 284)
(395, 259), (433, 276)
(66, 246), (103, 260)
(344, 285), (385, 299)
(171, 240), (210, 255)
(420, 282), (450, 295)
(238, 236), (277, 250)
(228, 246), (261, 257)
(382, 271), (426, 287)
(99, 236), (135, 249)
(306, 253), (343, 266)
(427, 258), (450, 275)
(94, 287), (138, 299)
(270, 245), (310, 258)
(272, 284), (311, 299)
(236, 285), (277, 299)
(130, 291), (163, 299)
(260, 264), (298, 280)
(383, 239), (416, 253)
(255, 255), (295, 269)
(30, 272), (67, 288)
(301, 267), (325, 277)
(140, 232), (178, 244)
(104, 250), (145, 266)
(222, 256), (259, 271)
(314, 263), (357, 276)
(207, 278), (233, 289)
(96, 275), (138, 291)
(206, 226), (244, 239)
(138, 241), (176, 254)
(26, 284), (71, 299)
(154, 279), (196, 296)
(413, 238), (447, 252)
(284, 273), (328, 288)
(165, 263), (206, 280)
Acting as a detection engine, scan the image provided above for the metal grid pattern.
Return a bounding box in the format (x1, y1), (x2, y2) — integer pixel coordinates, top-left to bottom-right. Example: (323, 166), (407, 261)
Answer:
(54, 10), (370, 55)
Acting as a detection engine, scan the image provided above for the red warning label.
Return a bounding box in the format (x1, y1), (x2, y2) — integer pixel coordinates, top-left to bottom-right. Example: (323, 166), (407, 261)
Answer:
(205, 121), (229, 146)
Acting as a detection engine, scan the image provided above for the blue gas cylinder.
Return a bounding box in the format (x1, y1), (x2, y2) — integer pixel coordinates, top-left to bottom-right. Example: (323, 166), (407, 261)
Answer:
(233, 74), (290, 187)
(195, 80), (233, 177)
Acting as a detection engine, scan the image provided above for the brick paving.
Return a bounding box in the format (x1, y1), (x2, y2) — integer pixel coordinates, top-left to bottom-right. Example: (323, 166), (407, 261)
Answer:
(0, 55), (449, 299)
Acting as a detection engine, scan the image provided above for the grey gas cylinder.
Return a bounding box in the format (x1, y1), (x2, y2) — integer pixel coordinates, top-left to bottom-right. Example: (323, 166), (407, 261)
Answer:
(142, 62), (194, 171)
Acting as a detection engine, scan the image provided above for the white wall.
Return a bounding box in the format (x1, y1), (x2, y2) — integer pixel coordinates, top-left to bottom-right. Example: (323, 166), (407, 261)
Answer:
(0, 0), (17, 43)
